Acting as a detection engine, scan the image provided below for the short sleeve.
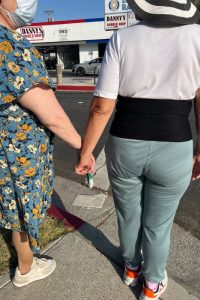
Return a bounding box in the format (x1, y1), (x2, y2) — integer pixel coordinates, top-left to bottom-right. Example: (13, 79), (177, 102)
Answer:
(0, 28), (55, 105)
(94, 31), (120, 100)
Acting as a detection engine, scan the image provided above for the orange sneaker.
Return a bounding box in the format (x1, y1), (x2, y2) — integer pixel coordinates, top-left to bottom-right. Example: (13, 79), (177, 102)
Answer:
(139, 271), (168, 300)
(123, 265), (141, 286)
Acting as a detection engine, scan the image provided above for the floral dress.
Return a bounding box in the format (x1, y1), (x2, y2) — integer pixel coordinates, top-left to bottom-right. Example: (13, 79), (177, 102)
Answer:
(0, 25), (55, 253)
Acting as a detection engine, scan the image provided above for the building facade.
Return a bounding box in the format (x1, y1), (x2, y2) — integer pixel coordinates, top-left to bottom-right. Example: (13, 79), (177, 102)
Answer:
(17, 18), (114, 70)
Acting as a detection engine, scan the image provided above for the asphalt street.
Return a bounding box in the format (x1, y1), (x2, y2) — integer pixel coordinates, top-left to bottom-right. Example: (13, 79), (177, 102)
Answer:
(54, 91), (200, 242)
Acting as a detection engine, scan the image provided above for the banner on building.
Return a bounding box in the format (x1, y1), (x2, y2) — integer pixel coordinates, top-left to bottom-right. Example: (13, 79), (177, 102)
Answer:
(104, 0), (137, 30)
(20, 26), (45, 41)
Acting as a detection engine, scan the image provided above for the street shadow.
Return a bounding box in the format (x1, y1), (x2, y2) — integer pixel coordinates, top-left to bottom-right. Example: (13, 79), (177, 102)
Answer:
(51, 190), (142, 299)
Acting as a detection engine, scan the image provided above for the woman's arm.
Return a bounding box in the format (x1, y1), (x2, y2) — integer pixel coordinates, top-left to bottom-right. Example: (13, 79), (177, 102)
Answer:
(192, 89), (200, 180)
(0, 0), (17, 12)
(75, 96), (116, 175)
(19, 84), (81, 149)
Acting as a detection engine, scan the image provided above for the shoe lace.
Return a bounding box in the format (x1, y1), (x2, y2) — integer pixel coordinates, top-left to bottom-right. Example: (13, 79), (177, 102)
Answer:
(35, 257), (47, 267)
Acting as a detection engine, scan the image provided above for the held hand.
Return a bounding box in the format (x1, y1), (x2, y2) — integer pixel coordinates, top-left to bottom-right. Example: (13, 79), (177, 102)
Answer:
(192, 154), (200, 180)
(75, 154), (95, 176)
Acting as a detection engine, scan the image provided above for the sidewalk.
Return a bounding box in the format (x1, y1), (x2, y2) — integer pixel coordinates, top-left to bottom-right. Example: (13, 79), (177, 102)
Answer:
(0, 150), (199, 300)
(49, 70), (96, 91)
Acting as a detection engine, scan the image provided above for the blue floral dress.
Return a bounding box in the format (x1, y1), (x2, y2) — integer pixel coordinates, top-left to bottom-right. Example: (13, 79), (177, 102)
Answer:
(0, 25), (55, 253)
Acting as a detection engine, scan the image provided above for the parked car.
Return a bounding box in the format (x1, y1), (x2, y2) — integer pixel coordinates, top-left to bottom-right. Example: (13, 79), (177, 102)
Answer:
(72, 57), (103, 76)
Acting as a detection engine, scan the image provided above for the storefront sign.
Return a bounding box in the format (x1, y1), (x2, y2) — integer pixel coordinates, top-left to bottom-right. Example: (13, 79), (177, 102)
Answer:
(104, 0), (137, 30)
(17, 20), (112, 44)
(20, 26), (45, 41)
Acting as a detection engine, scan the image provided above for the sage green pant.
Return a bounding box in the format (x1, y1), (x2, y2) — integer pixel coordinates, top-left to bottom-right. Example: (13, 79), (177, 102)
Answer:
(105, 135), (193, 283)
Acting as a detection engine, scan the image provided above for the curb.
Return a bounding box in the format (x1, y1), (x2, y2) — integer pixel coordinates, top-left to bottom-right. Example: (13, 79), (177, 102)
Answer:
(56, 85), (95, 92)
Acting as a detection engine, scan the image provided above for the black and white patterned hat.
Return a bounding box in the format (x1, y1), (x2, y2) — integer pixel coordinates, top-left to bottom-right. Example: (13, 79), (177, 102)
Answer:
(127, 0), (200, 25)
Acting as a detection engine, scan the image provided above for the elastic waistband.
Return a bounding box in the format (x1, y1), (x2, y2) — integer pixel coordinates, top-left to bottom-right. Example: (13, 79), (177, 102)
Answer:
(110, 96), (193, 142)
(116, 96), (192, 116)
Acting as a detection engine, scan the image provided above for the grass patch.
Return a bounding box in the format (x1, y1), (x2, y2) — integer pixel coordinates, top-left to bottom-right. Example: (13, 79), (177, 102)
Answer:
(0, 216), (73, 276)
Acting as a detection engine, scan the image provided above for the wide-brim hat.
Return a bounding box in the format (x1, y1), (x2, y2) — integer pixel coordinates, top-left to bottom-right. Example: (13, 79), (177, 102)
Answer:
(127, 0), (200, 25)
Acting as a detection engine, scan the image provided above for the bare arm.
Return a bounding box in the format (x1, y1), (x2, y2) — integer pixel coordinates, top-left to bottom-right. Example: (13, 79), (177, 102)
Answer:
(19, 84), (81, 149)
(76, 96), (116, 175)
(0, 0), (17, 12)
(192, 89), (200, 180)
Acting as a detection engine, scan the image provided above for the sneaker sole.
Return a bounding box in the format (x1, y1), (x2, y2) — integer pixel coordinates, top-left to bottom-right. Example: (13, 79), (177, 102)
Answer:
(12, 260), (56, 288)
(123, 275), (139, 287)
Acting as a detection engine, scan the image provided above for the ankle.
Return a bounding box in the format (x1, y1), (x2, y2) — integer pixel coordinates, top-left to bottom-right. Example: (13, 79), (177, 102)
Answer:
(18, 259), (33, 275)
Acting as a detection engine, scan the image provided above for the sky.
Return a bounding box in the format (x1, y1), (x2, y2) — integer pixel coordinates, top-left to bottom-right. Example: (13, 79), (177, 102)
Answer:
(35, 0), (105, 22)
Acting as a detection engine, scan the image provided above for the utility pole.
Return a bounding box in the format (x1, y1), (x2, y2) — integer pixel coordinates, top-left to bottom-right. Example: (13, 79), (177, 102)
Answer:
(44, 10), (54, 22)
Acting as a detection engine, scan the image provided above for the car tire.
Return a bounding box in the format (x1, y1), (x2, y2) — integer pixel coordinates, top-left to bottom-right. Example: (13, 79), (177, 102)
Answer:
(76, 67), (85, 76)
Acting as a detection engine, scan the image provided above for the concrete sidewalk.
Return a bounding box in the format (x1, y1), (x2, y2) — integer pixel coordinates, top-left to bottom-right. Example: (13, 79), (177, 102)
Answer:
(49, 70), (96, 91)
(0, 150), (199, 299)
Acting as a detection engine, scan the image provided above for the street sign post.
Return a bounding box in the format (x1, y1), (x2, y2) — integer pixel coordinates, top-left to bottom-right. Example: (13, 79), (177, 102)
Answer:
(104, 0), (137, 30)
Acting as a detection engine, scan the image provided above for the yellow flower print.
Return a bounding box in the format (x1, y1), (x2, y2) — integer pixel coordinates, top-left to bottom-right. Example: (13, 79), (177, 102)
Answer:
(33, 69), (39, 77)
(18, 124), (32, 132)
(8, 62), (20, 73)
(24, 166), (36, 177)
(30, 238), (38, 248)
(24, 67), (29, 74)
(24, 212), (30, 222)
(9, 200), (16, 210)
(0, 179), (4, 185)
(22, 49), (31, 62)
(9, 144), (20, 153)
(10, 166), (18, 174)
(13, 76), (24, 89)
(0, 131), (7, 137)
(30, 47), (41, 59)
(0, 160), (8, 169)
(16, 156), (30, 168)
(5, 177), (11, 183)
(28, 144), (37, 154)
(12, 32), (23, 41)
(12, 223), (19, 230)
(5, 223), (11, 229)
(0, 54), (3, 66)
(2, 94), (15, 103)
(22, 195), (29, 204)
(0, 41), (13, 54)
(5, 187), (12, 195)
(14, 52), (21, 57)
(16, 132), (27, 141)
(35, 179), (41, 188)
(8, 116), (21, 122)
(9, 105), (17, 112)
(41, 144), (47, 153)
(39, 77), (49, 85)
(0, 212), (2, 220)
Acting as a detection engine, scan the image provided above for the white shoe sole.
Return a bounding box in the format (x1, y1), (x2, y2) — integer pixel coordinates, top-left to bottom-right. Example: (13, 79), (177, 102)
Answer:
(12, 260), (56, 288)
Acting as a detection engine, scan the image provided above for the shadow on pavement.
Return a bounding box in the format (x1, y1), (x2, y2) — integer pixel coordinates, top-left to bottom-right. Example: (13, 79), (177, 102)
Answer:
(50, 190), (142, 299)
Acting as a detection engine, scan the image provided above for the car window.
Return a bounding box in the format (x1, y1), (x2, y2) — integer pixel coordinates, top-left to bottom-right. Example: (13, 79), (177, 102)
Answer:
(94, 58), (102, 63)
(90, 59), (97, 63)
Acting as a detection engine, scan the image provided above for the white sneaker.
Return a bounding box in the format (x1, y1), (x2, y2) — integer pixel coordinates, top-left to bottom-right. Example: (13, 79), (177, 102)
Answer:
(123, 265), (142, 287)
(12, 257), (56, 287)
(139, 270), (168, 300)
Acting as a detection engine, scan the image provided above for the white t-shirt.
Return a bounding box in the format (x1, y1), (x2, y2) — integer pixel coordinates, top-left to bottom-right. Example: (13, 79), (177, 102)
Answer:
(94, 22), (200, 101)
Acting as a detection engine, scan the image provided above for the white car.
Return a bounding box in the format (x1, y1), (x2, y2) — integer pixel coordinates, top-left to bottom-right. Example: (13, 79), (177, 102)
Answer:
(72, 57), (103, 76)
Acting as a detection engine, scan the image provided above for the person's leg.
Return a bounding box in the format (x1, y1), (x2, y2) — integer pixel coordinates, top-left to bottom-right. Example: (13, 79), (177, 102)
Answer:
(105, 136), (151, 267)
(12, 231), (33, 274)
(142, 140), (193, 283)
(12, 230), (56, 287)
